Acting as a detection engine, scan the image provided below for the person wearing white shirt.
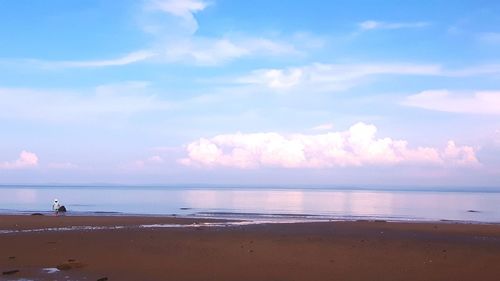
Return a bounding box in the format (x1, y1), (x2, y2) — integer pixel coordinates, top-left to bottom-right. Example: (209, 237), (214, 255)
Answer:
(52, 199), (66, 215)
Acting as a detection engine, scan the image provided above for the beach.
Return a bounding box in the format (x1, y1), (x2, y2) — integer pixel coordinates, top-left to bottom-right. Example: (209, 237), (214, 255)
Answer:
(2, 215), (500, 280)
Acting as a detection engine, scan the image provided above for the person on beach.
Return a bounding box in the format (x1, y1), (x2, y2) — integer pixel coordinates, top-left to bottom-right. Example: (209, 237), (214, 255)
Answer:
(52, 198), (67, 215)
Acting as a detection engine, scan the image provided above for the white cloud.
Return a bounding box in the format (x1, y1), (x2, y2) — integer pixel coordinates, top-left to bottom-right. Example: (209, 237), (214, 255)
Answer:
(359, 20), (429, 30)
(180, 122), (478, 168)
(403, 90), (500, 114)
(237, 63), (442, 91)
(147, 0), (209, 33)
(6, 0), (315, 68)
(56, 50), (156, 68)
(0, 82), (171, 122)
(142, 0), (307, 65)
(0, 151), (39, 169)
(23, 50), (156, 69)
(159, 36), (300, 65)
(234, 63), (500, 92)
(312, 123), (334, 131)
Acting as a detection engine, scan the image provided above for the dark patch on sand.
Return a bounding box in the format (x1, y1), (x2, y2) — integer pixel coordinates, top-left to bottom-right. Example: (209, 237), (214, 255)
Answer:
(57, 261), (86, 270)
(2, 269), (19, 275)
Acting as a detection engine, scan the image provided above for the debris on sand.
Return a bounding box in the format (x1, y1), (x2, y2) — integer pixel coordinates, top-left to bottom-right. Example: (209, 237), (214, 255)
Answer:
(56, 261), (86, 270)
(2, 269), (19, 275)
(43, 268), (60, 274)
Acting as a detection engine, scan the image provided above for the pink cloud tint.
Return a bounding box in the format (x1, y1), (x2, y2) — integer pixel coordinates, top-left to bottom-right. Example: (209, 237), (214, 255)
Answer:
(180, 123), (479, 169)
(0, 151), (39, 169)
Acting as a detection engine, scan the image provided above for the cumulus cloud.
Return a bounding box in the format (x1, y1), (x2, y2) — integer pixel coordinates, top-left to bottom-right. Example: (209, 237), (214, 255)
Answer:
(359, 20), (429, 30)
(403, 90), (500, 114)
(180, 122), (479, 168)
(0, 151), (39, 169)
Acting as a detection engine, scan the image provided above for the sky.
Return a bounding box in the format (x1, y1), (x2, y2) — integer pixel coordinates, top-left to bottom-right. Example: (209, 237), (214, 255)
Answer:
(0, 0), (500, 188)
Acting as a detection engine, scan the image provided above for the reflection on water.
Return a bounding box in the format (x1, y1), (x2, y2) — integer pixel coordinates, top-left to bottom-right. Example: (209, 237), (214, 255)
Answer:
(0, 187), (500, 222)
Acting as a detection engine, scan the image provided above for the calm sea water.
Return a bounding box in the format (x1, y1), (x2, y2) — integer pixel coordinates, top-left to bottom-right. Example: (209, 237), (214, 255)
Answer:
(1, 186), (499, 223)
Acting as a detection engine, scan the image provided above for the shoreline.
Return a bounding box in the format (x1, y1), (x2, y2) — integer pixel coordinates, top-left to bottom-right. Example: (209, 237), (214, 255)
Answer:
(1, 211), (499, 227)
(2, 215), (500, 280)
(2, 213), (500, 234)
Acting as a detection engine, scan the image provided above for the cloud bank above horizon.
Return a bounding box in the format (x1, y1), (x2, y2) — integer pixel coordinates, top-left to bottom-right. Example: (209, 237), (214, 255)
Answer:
(180, 122), (478, 169)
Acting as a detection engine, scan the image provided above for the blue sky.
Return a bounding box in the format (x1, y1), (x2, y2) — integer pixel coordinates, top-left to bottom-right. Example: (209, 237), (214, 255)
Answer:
(0, 0), (499, 187)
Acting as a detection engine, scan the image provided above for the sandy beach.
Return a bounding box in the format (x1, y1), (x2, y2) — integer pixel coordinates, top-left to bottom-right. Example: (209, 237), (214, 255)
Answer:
(2, 215), (500, 281)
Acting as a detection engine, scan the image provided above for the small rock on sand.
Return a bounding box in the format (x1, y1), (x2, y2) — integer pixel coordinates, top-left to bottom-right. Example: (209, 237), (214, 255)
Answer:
(31, 213), (44, 216)
(467, 210), (480, 213)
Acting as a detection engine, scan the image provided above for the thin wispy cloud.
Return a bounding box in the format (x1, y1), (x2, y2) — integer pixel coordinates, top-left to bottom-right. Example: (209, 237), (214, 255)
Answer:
(180, 122), (478, 168)
(161, 36), (299, 65)
(236, 63), (442, 91)
(134, 155), (165, 169)
(445, 64), (500, 77)
(358, 20), (430, 31)
(9, 50), (156, 69)
(146, 0), (209, 33)
(403, 90), (500, 115)
(6, 0), (310, 68)
(55, 50), (156, 68)
(145, 0), (307, 65)
(0, 82), (171, 122)
(311, 123), (334, 131)
(0, 151), (39, 170)
(47, 162), (78, 170)
(235, 62), (500, 92)
(477, 32), (500, 44)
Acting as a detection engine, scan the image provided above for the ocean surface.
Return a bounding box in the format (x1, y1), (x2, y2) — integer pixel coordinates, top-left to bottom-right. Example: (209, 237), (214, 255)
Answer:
(1, 185), (500, 223)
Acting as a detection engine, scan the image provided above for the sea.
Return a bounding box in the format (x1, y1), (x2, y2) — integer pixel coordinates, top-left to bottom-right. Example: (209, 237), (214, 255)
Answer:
(1, 185), (500, 223)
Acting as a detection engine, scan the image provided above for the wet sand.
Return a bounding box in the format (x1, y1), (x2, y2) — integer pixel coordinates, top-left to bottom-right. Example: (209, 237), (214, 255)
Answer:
(1, 215), (500, 281)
